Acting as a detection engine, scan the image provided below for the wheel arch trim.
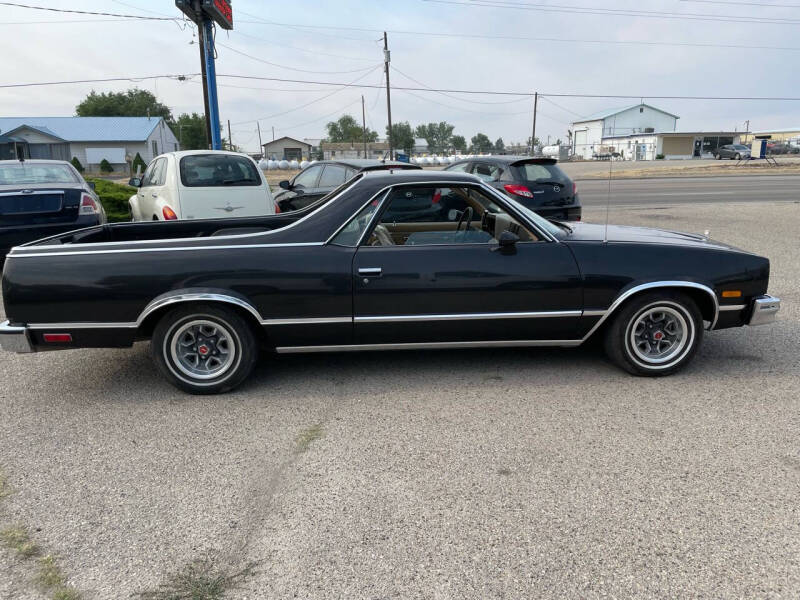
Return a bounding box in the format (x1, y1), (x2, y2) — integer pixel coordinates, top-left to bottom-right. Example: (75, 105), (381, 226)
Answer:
(581, 280), (718, 342)
(136, 291), (265, 328)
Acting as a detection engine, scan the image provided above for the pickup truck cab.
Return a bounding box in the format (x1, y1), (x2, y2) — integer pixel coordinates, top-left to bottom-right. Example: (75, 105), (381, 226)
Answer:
(128, 150), (275, 221)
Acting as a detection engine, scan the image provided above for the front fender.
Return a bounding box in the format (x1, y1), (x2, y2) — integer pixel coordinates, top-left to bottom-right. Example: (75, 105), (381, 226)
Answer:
(128, 194), (143, 221)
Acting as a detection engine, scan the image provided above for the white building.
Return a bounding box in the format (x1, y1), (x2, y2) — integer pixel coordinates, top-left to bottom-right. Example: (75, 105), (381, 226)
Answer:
(0, 116), (178, 170)
(600, 131), (742, 161)
(571, 103), (679, 159)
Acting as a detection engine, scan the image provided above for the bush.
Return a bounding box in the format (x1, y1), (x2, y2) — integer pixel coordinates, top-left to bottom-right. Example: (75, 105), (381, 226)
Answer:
(655, 153), (665, 160)
(70, 157), (84, 173)
(131, 152), (147, 175)
(86, 178), (135, 222)
(99, 159), (114, 173)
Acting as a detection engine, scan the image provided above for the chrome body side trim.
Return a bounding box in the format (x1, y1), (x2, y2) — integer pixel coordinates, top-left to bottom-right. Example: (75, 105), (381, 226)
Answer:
(582, 310), (607, 317)
(747, 295), (780, 326)
(137, 293), (265, 326)
(579, 281), (719, 341)
(7, 242), (324, 259)
(28, 322), (137, 330)
(261, 317), (351, 326)
(275, 339), (582, 354)
(0, 321), (34, 353)
(718, 304), (747, 312)
(354, 310), (582, 323)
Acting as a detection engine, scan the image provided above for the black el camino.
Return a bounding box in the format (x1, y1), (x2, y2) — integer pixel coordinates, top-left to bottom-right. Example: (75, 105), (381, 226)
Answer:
(0, 170), (781, 394)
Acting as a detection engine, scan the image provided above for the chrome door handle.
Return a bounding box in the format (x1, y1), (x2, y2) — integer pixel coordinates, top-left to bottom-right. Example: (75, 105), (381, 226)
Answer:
(358, 267), (382, 276)
(151, 193), (158, 198)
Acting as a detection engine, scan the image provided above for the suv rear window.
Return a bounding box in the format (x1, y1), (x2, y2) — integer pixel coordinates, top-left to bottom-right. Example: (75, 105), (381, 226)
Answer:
(514, 162), (569, 184)
(179, 154), (261, 187)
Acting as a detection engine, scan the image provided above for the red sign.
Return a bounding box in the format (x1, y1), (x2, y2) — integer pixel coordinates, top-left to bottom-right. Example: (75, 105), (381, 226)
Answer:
(205, 0), (233, 30)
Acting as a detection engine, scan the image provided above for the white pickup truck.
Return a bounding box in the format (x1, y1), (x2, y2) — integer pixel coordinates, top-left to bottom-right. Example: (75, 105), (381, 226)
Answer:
(128, 150), (275, 221)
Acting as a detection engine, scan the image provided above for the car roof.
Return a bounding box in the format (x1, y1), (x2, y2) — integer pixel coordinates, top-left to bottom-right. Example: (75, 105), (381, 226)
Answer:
(164, 150), (255, 159)
(360, 169), (479, 185)
(450, 155), (559, 166)
(315, 158), (420, 170)
(0, 159), (71, 165)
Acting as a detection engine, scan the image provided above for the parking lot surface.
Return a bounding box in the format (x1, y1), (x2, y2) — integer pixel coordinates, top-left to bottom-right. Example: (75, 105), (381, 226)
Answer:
(0, 194), (798, 598)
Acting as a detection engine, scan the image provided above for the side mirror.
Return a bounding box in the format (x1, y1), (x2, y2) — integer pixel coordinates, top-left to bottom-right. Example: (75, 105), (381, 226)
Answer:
(279, 180), (291, 190)
(498, 230), (519, 247)
(87, 181), (96, 191)
(128, 177), (142, 188)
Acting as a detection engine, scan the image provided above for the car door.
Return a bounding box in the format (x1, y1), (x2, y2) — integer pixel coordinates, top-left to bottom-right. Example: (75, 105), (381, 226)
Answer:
(349, 183), (583, 345)
(137, 158), (165, 220)
(311, 164), (350, 204)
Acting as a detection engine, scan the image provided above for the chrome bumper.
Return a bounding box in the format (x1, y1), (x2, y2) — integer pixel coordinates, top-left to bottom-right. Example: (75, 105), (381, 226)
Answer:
(747, 295), (781, 326)
(0, 320), (33, 353)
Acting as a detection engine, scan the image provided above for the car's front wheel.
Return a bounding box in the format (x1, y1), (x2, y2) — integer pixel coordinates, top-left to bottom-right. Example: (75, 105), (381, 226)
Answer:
(603, 292), (703, 376)
(152, 303), (258, 394)
(715, 153), (720, 160)
(735, 153), (741, 160)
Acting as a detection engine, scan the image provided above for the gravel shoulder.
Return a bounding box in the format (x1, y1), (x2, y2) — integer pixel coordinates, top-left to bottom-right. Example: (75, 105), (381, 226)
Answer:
(0, 200), (797, 599)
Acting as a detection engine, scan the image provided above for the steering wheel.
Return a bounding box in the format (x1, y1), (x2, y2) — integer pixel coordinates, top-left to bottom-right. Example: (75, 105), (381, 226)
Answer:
(456, 206), (473, 234)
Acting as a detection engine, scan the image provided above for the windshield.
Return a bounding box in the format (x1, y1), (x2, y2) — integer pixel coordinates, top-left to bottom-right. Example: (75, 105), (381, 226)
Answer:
(501, 195), (564, 238)
(0, 163), (79, 185)
(179, 154), (262, 187)
(514, 162), (569, 184)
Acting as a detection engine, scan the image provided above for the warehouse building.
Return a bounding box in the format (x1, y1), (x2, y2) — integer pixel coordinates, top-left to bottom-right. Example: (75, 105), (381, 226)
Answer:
(741, 128), (800, 144)
(320, 141), (390, 160)
(599, 131), (742, 161)
(261, 136), (312, 161)
(0, 116), (178, 170)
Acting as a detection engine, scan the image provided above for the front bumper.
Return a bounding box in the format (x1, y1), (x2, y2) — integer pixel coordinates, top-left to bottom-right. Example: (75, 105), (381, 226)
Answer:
(0, 320), (33, 353)
(747, 295), (781, 326)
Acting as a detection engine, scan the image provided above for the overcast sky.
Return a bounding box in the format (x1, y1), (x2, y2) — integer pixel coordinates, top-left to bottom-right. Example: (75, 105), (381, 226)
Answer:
(0, 0), (798, 151)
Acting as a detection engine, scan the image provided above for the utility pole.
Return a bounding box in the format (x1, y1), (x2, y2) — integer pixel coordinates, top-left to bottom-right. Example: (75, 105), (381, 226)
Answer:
(197, 28), (212, 148)
(361, 95), (368, 158)
(272, 126), (275, 141)
(227, 119), (232, 151)
(384, 31), (393, 160)
(530, 91), (538, 156)
(256, 122), (263, 156)
(200, 15), (222, 149)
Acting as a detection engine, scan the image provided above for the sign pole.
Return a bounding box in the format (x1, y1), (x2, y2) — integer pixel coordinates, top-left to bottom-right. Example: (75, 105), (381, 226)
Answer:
(201, 17), (222, 150)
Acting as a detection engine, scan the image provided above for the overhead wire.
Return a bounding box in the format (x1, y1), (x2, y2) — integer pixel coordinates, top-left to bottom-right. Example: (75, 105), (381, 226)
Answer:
(0, 1), (176, 20)
(215, 41), (382, 75)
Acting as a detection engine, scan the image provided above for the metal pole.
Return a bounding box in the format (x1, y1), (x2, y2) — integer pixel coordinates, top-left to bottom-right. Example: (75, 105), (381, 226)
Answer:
(531, 91), (538, 156)
(194, 2), (212, 148)
(361, 95), (368, 158)
(201, 18), (222, 150)
(384, 32), (393, 160)
(272, 126), (275, 141)
(256, 122), (263, 156)
(227, 119), (232, 151)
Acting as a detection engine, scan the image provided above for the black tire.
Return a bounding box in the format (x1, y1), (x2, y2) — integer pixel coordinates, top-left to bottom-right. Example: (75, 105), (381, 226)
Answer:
(735, 153), (741, 160)
(603, 291), (703, 377)
(151, 303), (258, 394)
(715, 154), (720, 160)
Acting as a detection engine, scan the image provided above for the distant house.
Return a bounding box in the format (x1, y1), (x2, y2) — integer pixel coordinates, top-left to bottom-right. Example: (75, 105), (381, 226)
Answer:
(261, 136), (312, 161)
(0, 116), (178, 171)
(320, 141), (389, 160)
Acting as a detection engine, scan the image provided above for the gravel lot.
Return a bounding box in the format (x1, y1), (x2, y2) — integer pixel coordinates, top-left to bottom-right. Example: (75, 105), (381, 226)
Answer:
(0, 197), (798, 599)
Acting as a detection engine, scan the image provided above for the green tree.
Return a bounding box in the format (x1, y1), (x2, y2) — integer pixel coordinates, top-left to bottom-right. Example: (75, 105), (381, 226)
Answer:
(326, 114), (378, 143)
(415, 121), (455, 153)
(131, 152), (147, 176)
(99, 159), (113, 173)
(451, 135), (467, 153)
(174, 113), (208, 150)
(76, 89), (173, 122)
(470, 133), (493, 153)
(387, 121), (415, 155)
(495, 137), (505, 153)
(70, 157), (84, 173)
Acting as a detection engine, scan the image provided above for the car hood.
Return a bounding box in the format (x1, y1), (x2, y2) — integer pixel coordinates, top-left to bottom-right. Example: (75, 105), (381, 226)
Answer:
(560, 222), (744, 252)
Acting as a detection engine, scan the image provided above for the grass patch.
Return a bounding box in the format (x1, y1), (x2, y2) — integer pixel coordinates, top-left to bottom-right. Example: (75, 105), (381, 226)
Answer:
(86, 177), (135, 222)
(1, 526), (41, 558)
(296, 424), (324, 453)
(37, 555), (81, 600)
(136, 556), (259, 600)
(0, 469), (12, 500)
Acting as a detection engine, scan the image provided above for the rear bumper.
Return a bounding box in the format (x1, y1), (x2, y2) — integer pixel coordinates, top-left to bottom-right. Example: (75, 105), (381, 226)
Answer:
(0, 321), (33, 353)
(747, 295), (781, 326)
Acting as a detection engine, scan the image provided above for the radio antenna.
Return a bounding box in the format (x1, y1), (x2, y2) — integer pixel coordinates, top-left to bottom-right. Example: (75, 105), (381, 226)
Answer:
(603, 115), (616, 244)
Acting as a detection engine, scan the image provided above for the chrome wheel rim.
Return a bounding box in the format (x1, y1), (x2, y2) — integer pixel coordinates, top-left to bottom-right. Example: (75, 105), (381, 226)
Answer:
(629, 306), (689, 365)
(169, 319), (237, 380)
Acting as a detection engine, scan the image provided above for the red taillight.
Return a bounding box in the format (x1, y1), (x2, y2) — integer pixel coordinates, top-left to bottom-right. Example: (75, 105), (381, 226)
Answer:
(162, 206), (178, 220)
(43, 333), (72, 343)
(80, 193), (99, 215)
(274, 203), (281, 214)
(432, 189), (441, 204)
(503, 184), (534, 198)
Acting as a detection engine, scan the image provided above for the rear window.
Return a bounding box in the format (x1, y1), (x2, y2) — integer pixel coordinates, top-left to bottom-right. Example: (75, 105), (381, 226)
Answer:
(0, 163), (79, 185)
(514, 162), (569, 184)
(179, 154), (261, 187)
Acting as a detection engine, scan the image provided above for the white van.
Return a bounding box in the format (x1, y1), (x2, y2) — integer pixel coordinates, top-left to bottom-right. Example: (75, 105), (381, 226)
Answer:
(128, 150), (275, 221)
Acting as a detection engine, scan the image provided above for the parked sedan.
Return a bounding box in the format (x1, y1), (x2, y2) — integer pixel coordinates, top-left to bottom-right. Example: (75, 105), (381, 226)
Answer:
(0, 159), (105, 264)
(715, 144), (751, 160)
(273, 159), (420, 212)
(0, 170), (779, 394)
(444, 156), (581, 221)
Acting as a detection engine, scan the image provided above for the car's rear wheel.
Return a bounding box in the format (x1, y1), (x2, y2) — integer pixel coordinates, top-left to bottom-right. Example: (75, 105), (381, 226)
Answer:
(603, 292), (703, 376)
(715, 153), (720, 160)
(735, 153), (741, 160)
(152, 303), (258, 394)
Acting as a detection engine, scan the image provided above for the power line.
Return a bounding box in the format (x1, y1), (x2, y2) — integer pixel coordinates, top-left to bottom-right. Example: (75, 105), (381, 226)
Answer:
(0, 1), (176, 20)
(538, 95), (586, 118)
(231, 28), (376, 63)
(390, 65), (529, 105)
(426, 0), (800, 25)
(215, 41), (382, 75)
(680, 0), (800, 7)
(0, 74), (199, 89)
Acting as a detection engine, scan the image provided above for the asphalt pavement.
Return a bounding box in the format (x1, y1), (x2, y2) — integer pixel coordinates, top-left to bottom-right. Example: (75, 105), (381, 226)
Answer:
(0, 193), (798, 599)
(577, 174), (800, 206)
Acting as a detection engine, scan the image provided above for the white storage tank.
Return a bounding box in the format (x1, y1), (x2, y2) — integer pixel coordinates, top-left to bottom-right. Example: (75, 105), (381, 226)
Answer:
(299, 160), (309, 169)
(278, 160), (290, 170)
(541, 145), (561, 158)
(289, 159), (300, 169)
(258, 159), (269, 171)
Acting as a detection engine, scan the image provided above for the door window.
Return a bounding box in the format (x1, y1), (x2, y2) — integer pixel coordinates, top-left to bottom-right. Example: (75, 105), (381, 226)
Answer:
(365, 185), (538, 246)
(140, 159), (160, 187)
(151, 158), (168, 186)
(330, 196), (383, 246)
(447, 162), (471, 173)
(471, 163), (502, 182)
(318, 164), (348, 188)
(292, 165), (323, 189)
